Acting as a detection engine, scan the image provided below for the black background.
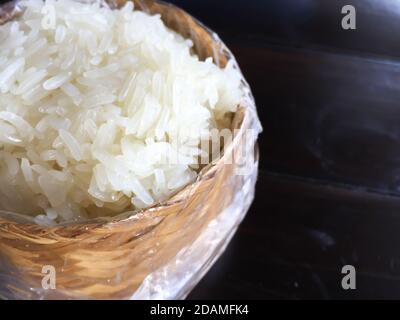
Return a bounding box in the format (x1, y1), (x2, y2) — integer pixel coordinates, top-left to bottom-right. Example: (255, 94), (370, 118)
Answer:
(3, 0), (400, 299)
(161, 0), (400, 299)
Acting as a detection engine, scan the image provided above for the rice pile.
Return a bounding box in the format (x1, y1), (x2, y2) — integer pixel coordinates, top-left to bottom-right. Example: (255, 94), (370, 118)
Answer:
(0, 0), (244, 224)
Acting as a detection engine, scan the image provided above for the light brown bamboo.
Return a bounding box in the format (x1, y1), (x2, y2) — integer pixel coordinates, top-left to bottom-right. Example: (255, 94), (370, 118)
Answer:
(0, 0), (253, 299)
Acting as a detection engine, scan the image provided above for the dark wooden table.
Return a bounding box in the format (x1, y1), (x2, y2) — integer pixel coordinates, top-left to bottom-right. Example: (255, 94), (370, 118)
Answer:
(163, 0), (400, 299)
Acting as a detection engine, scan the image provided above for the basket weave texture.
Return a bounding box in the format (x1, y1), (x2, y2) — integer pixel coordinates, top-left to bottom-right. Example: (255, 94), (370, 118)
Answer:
(0, 0), (261, 299)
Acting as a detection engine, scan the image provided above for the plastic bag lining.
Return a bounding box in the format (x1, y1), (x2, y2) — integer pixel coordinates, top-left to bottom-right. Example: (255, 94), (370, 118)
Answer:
(0, 0), (262, 300)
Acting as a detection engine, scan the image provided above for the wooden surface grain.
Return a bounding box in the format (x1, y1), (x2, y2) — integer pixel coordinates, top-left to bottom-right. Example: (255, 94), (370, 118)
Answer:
(176, 0), (400, 299)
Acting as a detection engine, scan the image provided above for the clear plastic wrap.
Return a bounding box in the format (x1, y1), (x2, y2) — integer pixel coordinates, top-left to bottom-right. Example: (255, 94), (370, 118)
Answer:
(0, 0), (262, 299)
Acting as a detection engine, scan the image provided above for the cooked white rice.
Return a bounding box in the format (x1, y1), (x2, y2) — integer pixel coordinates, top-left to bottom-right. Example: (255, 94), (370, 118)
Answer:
(0, 0), (244, 224)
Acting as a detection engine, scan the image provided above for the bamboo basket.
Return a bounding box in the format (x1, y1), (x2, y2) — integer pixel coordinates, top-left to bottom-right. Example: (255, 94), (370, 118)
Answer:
(0, 0), (261, 299)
